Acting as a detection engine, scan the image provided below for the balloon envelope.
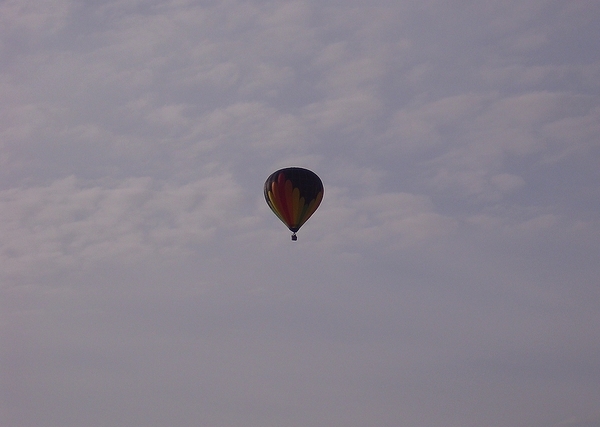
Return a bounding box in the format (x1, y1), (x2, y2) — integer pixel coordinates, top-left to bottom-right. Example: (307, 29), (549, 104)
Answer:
(264, 167), (323, 236)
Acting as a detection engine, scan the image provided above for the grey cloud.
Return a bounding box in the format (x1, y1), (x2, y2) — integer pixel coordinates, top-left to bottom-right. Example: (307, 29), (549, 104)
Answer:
(1, 1), (600, 426)
(0, 174), (242, 281)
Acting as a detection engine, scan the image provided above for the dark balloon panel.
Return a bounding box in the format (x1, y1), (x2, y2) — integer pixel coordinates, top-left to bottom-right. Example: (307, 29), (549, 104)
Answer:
(264, 167), (323, 238)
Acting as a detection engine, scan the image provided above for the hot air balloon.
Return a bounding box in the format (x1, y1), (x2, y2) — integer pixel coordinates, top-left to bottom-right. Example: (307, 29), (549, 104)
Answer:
(264, 167), (323, 240)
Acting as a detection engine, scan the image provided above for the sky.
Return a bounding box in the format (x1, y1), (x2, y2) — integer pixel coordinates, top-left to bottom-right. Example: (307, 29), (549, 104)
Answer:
(1, 0), (600, 426)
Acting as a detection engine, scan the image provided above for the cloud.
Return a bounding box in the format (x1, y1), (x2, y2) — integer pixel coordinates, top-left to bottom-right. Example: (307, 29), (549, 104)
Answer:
(0, 174), (242, 282)
(310, 187), (457, 253)
(0, 0), (72, 38)
(2, 1), (600, 426)
(556, 414), (600, 427)
(381, 90), (600, 203)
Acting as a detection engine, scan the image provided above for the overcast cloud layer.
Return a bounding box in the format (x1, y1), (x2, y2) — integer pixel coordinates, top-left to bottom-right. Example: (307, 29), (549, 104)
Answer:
(1, 1), (600, 426)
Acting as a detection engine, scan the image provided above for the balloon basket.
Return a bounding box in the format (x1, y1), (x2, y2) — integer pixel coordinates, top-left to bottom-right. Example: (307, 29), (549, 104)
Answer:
(291, 233), (297, 241)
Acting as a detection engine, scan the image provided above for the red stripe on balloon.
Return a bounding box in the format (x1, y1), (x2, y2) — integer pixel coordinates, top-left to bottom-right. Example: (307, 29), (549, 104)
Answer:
(275, 172), (293, 226)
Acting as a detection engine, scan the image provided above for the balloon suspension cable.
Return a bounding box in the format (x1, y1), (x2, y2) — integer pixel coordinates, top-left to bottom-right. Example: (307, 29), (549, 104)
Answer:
(291, 233), (297, 241)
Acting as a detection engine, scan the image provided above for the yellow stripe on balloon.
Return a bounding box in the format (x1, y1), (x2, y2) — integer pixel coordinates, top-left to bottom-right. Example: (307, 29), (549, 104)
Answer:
(268, 191), (286, 223)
